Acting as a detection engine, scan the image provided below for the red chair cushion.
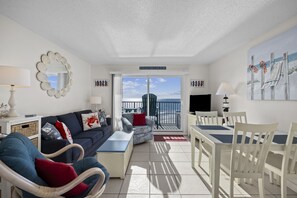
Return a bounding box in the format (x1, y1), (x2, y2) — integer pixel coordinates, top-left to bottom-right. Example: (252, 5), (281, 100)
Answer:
(133, 113), (146, 126)
(35, 158), (89, 197)
(55, 121), (73, 144)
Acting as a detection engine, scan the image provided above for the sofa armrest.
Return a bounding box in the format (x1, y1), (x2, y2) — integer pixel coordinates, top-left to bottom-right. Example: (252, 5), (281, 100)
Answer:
(121, 117), (133, 132)
(145, 117), (154, 127)
(41, 139), (73, 163)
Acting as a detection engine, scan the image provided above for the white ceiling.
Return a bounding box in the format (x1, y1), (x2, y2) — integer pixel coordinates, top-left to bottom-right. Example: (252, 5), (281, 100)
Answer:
(0, 0), (297, 66)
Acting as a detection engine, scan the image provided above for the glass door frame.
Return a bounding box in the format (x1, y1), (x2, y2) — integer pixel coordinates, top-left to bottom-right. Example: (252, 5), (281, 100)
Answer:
(122, 74), (185, 135)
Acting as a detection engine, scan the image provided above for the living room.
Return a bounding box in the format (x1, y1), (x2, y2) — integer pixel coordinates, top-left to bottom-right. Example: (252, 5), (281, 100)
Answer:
(1, 1), (297, 198)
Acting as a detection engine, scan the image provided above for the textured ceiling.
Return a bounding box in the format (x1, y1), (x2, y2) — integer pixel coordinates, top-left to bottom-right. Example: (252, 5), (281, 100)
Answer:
(0, 0), (297, 66)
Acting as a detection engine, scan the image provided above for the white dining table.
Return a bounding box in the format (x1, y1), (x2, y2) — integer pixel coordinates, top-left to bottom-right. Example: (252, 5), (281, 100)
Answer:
(190, 125), (286, 198)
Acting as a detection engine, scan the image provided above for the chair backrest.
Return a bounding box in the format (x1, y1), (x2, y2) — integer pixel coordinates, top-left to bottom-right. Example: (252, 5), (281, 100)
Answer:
(282, 122), (297, 175)
(231, 122), (278, 177)
(142, 93), (158, 116)
(223, 112), (247, 125)
(0, 132), (47, 197)
(195, 111), (218, 125)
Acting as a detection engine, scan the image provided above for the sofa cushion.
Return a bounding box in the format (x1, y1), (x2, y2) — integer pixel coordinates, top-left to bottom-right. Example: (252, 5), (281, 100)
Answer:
(57, 113), (82, 136)
(98, 111), (107, 126)
(73, 131), (104, 144)
(41, 116), (58, 127)
(81, 112), (101, 131)
(73, 138), (93, 153)
(74, 110), (92, 130)
(122, 113), (133, 124)
(133, 125), (153, 135)
(41, 122), (63, 140)
(35, 158), (89, 197)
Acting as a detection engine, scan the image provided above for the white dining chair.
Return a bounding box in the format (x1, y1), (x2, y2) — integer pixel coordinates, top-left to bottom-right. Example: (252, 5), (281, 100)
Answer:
(223, 112), (247, 126)
(220, 122), (278, 198)
(265, 122), (297, 198)
(196, 111), (219, 125)
(223, 112), (249, 184)
(195, 111), (218, 181)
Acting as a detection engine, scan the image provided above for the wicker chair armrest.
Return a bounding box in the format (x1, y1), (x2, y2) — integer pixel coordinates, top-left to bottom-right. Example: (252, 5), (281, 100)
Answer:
(42, 143), (84, 161)
(0, 161), (106, 198)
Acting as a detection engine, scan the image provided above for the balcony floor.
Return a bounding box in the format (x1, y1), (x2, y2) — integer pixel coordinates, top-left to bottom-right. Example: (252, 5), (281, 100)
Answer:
(153, 124), (181, 131)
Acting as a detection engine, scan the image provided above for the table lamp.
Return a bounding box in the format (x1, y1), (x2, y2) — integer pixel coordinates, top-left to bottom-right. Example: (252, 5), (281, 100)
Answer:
(0, 66), (31, 117)
(216, 82), (235, 112)
(90, 96), (102, 112)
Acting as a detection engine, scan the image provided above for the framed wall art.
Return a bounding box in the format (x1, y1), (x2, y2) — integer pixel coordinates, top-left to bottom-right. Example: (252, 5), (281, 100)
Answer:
(247, 26), (297, 101)
(94, 79), (109, 87)
(190, 79), (205, 88)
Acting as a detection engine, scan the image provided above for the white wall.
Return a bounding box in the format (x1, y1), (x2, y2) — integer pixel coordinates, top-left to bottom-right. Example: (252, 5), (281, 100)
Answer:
(91, 64), (209, 133)
(90, 65), (112, 114)
(0, 15), (91, 116)
(209, 15), (297, 132)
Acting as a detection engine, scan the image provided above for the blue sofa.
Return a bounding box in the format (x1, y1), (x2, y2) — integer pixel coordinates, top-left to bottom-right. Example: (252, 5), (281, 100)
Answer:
(41, 110), (112, 163)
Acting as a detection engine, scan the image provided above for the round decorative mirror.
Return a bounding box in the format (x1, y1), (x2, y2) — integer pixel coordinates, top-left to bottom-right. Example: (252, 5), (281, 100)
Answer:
(36, 51), (72, 98)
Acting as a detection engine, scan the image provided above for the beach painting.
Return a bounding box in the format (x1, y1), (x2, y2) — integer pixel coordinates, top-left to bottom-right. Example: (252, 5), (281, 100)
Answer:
(247, 26), (297, 101)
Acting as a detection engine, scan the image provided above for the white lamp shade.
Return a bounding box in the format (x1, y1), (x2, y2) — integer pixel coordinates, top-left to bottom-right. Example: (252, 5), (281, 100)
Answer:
(90, 96), (102, 104)
(0, 66), (31, 87)
(216, 82), (235, 96)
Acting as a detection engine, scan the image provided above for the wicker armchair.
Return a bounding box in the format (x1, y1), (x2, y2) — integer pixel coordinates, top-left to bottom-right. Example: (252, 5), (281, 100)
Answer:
(0, 133), (108, 198)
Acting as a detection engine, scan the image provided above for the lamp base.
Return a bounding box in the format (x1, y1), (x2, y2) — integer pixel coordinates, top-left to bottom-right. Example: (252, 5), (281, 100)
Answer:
(8, 85), (19, 117)
(7, 109), (19, 117)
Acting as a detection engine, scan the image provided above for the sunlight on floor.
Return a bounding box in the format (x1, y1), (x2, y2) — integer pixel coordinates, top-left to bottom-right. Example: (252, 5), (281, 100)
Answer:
(101, 140), (297, 198)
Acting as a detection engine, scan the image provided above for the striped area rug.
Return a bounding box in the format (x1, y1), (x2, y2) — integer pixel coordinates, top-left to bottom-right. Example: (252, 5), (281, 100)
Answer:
(154, 135), (188, 142)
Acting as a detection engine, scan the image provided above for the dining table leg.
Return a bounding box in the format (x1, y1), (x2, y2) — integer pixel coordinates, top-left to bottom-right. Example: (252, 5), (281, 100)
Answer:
(212, 144), (220, 198)
(191, 132), (195, 168)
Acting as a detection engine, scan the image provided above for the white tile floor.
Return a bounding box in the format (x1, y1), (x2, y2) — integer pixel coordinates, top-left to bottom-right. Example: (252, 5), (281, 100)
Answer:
(101, 140), (297, 198)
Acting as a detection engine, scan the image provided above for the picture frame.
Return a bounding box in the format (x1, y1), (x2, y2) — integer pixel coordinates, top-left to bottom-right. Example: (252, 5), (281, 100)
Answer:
(247, 26), (297, 101)
(94, 79), (109, 87)
(190, 79), (205, 88)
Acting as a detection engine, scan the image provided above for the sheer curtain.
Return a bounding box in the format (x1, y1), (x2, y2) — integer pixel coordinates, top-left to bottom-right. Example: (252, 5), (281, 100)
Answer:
(112, 74), (123, 131)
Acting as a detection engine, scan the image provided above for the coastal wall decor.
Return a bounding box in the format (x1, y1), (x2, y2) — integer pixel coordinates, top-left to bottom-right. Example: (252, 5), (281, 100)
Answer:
(36, 51), (72, 98)
(94, 79), (109, 87)
(190, 79), (205, 88)
(247, 26), (297, 101)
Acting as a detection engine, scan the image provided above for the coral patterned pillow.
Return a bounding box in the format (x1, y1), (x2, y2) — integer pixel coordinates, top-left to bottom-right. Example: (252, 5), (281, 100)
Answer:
(81, 113), (101, 131)
(35, 158), (89, 197)
(55, 121), (73, 144)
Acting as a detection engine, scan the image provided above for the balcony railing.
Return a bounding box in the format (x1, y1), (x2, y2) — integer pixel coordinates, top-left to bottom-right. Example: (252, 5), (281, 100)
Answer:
(122, 100), (181, 130)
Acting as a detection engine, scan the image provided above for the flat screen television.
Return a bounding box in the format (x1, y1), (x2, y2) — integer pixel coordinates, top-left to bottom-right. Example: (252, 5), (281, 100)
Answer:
(189, 94), (211, 113)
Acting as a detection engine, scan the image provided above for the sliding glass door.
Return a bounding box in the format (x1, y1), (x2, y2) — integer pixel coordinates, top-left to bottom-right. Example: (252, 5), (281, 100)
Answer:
(122, 76), (181, 132)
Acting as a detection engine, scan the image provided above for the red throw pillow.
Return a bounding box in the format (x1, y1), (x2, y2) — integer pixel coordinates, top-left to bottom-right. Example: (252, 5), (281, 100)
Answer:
(35, 158), (89, 197)
(55, 121), (73, 144)
(133, 113), (146, 126)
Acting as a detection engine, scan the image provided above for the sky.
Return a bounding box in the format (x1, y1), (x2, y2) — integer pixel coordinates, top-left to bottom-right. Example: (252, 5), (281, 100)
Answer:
(122, 77), (181, 100)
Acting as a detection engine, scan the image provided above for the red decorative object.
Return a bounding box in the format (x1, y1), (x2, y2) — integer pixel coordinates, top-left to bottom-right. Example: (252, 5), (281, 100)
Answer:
(55, 121), (73, 144)
(35, 158), (89, 197)
(133, 113), (146, 126)
(86, 115), (99, 128)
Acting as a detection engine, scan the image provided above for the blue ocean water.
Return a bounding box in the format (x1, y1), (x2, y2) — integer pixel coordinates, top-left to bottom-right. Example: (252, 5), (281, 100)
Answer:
(122, 98), (181, 113)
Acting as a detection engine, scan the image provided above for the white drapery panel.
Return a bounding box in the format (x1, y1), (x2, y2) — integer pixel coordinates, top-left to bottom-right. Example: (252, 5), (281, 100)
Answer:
(112, 74), (123, 131)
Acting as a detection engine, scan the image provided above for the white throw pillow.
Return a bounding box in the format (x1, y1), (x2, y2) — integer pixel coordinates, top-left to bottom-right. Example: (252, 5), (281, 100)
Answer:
(81, 112), (101, 131)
